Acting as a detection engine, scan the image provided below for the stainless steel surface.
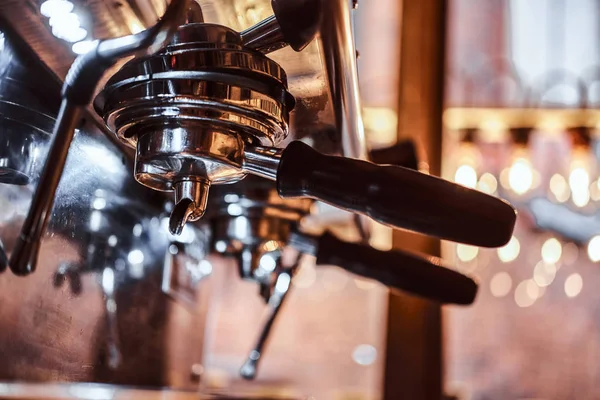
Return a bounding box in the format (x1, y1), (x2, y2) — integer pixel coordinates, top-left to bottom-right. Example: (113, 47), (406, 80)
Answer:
(320, 0), (371, 241)
(207, 175), (310, 286)
(0, 127), (210, 387)
(243, 147), (284, 181)
(320, 0), (368, 161)
(240, 15), (286, 54)
(0, 0), (346, 158)
(0, 26), (210, 387)
(204, 175), (311, 380)
(98, 24), (291, 151)
(213, 217), (287, 283)
(101, 267), (123, 369)
(135, 129), (248, 191)
(0, 101), (54, 186)
(8, 0), (190, 276)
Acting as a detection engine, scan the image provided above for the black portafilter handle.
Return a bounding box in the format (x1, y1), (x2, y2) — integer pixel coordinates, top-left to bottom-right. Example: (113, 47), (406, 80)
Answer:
(315, 232), (477, 305)
(276, 141), (516, 248)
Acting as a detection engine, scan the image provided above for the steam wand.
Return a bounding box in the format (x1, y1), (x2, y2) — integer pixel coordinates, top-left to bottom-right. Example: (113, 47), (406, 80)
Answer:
(9, 0), (190, 275)
(240, 263), (297, 380)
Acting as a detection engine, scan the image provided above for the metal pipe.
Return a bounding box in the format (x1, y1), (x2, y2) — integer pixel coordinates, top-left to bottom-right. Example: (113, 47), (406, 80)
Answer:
(243, 146), (283, 181)
(320, 0), (370, 241)
(240, 15), (287, 54)
(10, 101), (81, 275)
(240, 269), (294, 380)
(320, 0), (368, 161)
(9, 0), (190, 275)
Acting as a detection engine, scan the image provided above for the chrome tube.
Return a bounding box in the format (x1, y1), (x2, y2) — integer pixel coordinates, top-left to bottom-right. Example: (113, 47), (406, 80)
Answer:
(240, 15), (287, 54)
(240, 269), (294, 380)
(10, 101), (81, 275)
(320, 0), (368, 161)
(9, 0), (190, 275)
(320, 0), (370, 240)
(243, 146), (283, 181)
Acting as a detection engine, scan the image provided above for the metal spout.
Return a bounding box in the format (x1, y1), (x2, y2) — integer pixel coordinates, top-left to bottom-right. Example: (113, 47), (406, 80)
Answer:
(169, 179), (210, 235)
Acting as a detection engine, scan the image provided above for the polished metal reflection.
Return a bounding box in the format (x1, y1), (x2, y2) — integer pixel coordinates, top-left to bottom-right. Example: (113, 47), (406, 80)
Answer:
(0, 22), (210, 377)
(320, 0), (368, 161)
(98, 23), (295, 234)
(240, 15), (287, 54)
(0, 29), (58, 186)
(0, 123), (210, 386)
(170, 179), (211, 235)
(135, 129), (247, 191)
(50, 187), (170, 370)
(0, 101), (54, 186)
(0, 0), (377, 393)
(320, 0), (370, 240)
(243, 146), (284, 181)
(9, 0), (191, 275)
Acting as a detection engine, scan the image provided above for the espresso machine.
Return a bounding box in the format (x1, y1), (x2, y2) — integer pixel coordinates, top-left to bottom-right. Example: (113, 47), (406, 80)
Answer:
(0, 0), (516, 398)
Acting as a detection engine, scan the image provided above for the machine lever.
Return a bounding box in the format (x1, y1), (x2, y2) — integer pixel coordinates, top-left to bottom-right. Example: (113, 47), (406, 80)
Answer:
(276, 141), (516, 248)
(289, 231), (478, 305)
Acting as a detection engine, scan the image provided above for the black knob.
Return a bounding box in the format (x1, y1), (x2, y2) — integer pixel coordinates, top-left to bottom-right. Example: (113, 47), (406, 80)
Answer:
(271, 0), (322, 52)
(315, 232), (478, 305)
(277, 141), (516, 247)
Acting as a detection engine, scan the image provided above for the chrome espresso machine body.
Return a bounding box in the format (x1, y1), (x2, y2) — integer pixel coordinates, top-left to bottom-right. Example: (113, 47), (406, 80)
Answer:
(0, 0), (517, 397)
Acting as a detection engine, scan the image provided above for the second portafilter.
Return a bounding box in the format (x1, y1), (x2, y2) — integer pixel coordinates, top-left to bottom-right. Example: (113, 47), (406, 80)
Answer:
(204, 141), (479, 380)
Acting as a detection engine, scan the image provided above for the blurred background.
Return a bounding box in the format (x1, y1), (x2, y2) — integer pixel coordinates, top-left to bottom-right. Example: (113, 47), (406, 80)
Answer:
(444, 1), (600, 399)
(360, 0), (600, 398)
